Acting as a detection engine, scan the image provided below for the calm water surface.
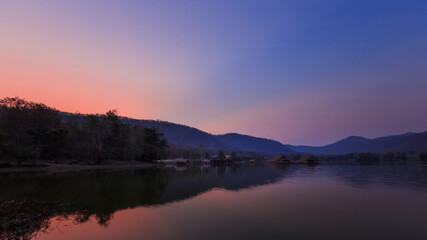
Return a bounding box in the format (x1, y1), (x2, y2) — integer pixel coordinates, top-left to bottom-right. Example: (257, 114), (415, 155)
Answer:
(1, 163), (427, 240)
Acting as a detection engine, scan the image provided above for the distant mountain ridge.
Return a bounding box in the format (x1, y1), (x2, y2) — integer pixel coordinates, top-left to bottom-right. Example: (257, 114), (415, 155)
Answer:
(59, 112), (296, 155)
(60, 112), (427, 155)
(286, 132), (427, 155)
(216, 133), (297, 155)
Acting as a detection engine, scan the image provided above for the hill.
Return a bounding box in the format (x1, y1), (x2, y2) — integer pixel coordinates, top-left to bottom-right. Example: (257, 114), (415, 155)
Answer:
(216, 133), (297, 155)
(59, 112), (295, 155)
(286, 132), (427, 154)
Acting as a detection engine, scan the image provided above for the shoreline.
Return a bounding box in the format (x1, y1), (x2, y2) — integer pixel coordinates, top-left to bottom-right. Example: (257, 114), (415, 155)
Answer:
(0, 161), (156, 174)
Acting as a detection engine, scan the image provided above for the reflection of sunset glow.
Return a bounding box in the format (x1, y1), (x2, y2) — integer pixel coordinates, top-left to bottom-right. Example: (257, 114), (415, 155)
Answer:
(38, 176), (427, 240)
(45, 208), (163, 240)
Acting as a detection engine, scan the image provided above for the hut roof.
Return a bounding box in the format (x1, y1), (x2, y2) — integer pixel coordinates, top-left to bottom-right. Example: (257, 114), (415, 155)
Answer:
(300, 155), (315, 160)
(268, 154), (289, 162)
(296, 155), (318, 163)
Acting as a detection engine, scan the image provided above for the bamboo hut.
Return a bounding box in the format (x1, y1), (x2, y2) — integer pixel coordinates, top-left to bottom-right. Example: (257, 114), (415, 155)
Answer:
(294, 155), (319, 164)
(268, 154), (290, 164)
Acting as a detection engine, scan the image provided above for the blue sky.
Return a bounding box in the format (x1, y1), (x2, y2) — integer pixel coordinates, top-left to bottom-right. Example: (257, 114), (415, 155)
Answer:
(1, 0), (427, 145)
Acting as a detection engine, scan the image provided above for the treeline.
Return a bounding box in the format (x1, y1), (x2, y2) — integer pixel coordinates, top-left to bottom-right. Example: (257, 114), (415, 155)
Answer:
(0, 97), (168, 165)
(314, 151), (427, 164)
(167, 145), (211, 159)
(167, 145), (266, 162)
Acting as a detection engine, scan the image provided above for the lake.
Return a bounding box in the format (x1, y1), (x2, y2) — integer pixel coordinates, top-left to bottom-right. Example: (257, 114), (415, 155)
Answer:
(1, 163), (427, 240)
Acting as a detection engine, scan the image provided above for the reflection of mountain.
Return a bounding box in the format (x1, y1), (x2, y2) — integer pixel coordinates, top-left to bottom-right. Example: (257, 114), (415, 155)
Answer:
(2, 164), (427, 216)
(0, 165), (290, 239)
(0, 166), (288, 213)
(157, 165), (287, 204)
(315, 164), (427, 189)
(2, 163), (427, 239)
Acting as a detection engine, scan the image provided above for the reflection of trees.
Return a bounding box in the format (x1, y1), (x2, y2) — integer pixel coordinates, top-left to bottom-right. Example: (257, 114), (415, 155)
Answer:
(0, 199), (117, 239)
(217, 166), (226, 175)
(157, 165), (287, 204)
(0, 165), (290, 239)
(272, 163), (427, 190)
(5, 163), (425, 239)
(0, 200), (71, 240)
(0, 168), (169, 239)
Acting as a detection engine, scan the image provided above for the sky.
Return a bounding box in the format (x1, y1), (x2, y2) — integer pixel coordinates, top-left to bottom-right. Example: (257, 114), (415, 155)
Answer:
(1, 0), (427, 146)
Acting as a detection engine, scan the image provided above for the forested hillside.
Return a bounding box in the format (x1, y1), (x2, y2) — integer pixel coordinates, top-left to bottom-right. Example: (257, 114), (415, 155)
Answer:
(286, 132), (427, 155)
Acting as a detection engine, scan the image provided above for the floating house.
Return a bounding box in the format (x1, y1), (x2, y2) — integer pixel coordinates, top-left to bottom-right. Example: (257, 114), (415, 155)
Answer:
(268, 154), (290, 164)
(157, 158), (190, 166)
(210, 154), (232, 164)
(202, 159), (211, 164)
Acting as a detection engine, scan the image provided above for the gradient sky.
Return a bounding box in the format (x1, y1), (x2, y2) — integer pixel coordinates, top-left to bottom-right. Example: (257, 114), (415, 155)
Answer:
(1, 0), (427, 146)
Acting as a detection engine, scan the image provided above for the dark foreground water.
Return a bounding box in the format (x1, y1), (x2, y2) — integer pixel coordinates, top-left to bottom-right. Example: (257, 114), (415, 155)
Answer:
(1, 163), (427, 240)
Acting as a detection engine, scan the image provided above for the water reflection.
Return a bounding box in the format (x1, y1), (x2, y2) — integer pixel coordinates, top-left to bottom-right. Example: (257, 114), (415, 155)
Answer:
(0, 168), (169, 239)
(1, 163), (427, 239)
(313, 163), (427, 190)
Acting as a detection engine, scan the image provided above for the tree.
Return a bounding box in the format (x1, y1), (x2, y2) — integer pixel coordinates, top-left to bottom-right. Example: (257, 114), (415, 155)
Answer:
(0, 97), (62, 165)
(139, 127), (168, 162)
(356, 152), (380, 165)
(0, 97), (60, 131)
(0, 130), (9, 159)
(27, 128), (68, 160)
(230, 152), (239, 161)
(383, 151), (395, 161)
(217, 151), (225, 161)
(105, 109), (119, 121)
(0, 97), (170, 165)
(62, 120), (85, 162)
(103, 109), (127, 160)
(83, 115), (107, 164)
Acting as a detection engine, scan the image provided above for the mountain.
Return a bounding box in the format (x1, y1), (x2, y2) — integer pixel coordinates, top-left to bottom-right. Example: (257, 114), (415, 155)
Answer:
(286, 132), (427, 154)
(123, 120), (297, 154)
(122, 118), (230, 151)
(59, 112), (295, 155)
(59, 112), (427, 155)
(216, 133), (297, 155)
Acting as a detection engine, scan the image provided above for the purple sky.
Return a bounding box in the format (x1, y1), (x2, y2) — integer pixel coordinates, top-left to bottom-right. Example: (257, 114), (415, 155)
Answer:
(1, 0), (427, 145)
